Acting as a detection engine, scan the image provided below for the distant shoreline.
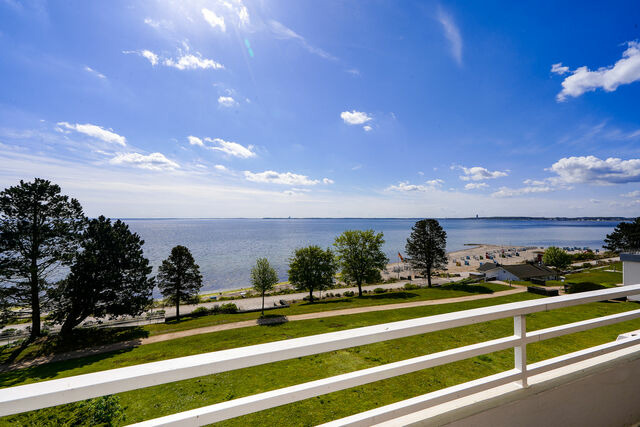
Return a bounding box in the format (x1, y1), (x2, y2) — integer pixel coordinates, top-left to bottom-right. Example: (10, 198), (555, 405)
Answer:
(117, 217), (630, 221)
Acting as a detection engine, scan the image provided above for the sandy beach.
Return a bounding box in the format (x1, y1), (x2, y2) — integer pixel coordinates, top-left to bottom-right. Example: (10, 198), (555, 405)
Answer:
(383, 243), (543, 279)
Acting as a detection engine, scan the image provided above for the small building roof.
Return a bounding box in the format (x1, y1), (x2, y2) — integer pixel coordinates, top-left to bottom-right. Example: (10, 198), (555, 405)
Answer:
(500, 263), (556, 280)
(477, 263), (500, 272)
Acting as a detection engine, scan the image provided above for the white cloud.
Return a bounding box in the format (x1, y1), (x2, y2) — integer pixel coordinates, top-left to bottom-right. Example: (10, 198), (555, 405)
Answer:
(187, 136), (204, 146)
(549, 156), (640, 184)
(465, 182), (488, 190)
(214, 164), (228, 171)
(144, 18), (158, 28)
(220, 0), (250, 27)
(341, 110), (372, 125)
(523, 179), (548, 186)
(551, 63), (569, 75)
(621, 190), (640, 198)
(164, 53), (224, 70)
(269, 20), (336, 61)
(555, 41), (640, 101)
(363, 125), (372, 132)
(206, 137), (256, 158)
(110, 152), (179, 171)
(459, 166), (508, 181)
(386, 179), (443, 192)
(492, 185), (553, 198)
(57, 122), (126, 146)
(218, 96), (237, 107)
(141, 50), (159, 66)
(84, 66), (106, 79)
(202, 8), (225, 32)
(322, 178), (334, 184)
(437, 7), (462, 66)
(245, 170), (321, 186)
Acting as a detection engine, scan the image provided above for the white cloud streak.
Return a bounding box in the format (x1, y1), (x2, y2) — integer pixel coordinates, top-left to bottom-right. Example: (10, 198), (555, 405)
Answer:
(437, 7), (462, 66)
(386, 179), (443, 192)
(492, 185), (553, 198)
(164, 53), (224, 70)
(465, 182), (488, 190)
(84, 66), (106, 79)
(269, 20), (336, 61)
(205, 137), (255, 158)
(57, 122), (126, 146)
(459, 166), (508, 181)
(110, 152), (179, 171)
(245, 170), (323, 186)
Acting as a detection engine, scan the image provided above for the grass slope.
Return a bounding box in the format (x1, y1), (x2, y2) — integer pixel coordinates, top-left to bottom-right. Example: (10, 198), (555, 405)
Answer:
(4, 293), (640, 426)
(0, 283), (510, 365)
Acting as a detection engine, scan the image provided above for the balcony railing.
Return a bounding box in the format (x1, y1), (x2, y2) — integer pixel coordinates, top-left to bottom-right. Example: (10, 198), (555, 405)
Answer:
(2, 284), (640, 426)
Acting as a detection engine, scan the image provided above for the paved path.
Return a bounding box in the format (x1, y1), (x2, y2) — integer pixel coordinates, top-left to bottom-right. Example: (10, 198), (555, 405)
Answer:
(1, 286), (526, 372)
(164, 278), (452, 316)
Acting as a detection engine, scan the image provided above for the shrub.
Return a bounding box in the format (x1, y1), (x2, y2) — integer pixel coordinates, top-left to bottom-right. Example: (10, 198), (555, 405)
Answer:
(190, 306), (210, 317)
(334, 293), (341, 297)
(219, 303), (238, 314)
(582, 262), (592, 268)
(404, 283), (419, 290)
(565, 282), (606, 294)
(373, 287), (387, 294)
(343, 290), (355, 297)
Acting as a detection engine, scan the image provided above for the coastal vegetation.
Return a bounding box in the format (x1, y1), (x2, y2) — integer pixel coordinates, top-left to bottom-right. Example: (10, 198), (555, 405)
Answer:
(250, 258), (278, 316)
(51, 216), (154, 335)
(0, 179), (86, 338)
(287, 245), (337, 302)
(405, 219), (448, 287)
(542, 246), (572, 270)
(157, 245), (203, 322)
(604, 217), (640, 252)
(333, 230), (388, 297)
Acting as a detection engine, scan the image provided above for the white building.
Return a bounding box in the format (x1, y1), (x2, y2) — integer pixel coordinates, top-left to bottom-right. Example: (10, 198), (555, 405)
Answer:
(622, 253), (640, 302)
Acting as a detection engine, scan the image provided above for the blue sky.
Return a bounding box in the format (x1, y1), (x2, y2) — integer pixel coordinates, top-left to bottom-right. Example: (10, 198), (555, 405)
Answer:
(1, 0), (640, 218)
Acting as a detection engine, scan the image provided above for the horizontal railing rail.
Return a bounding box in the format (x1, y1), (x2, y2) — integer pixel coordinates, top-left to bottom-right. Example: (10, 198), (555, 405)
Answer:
(2, 284), (640, 426)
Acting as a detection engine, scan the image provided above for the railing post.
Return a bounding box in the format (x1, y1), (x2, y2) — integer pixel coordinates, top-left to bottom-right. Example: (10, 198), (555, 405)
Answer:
(514, 314), (527, 387)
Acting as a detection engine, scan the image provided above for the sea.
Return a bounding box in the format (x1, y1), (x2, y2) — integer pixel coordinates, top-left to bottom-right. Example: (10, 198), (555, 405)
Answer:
(122, 218), (621, 294)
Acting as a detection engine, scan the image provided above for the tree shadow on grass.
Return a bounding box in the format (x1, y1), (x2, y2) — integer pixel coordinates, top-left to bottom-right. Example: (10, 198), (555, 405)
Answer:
(437, 284), (495, 294)
(0, 326), (148, 372)
(299, 291), (420, 307)
(0, 345), (138, 388)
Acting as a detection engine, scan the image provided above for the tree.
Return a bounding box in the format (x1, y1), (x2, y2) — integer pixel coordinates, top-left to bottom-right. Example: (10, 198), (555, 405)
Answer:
(157, 245), (203, 322)
(405, 219), (447, 287)
(334, 230), (389, 297)
(604, 218), (640, 253)
(50, 216), (155, 335)
(0, 179), (85, 338)
(542, 246), (572, 271)
(251, 257), (279, 316)
(288, 246), (337, 302)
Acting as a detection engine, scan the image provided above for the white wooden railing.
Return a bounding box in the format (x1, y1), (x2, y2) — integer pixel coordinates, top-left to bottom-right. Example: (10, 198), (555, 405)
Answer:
(3, 284), (640, 426)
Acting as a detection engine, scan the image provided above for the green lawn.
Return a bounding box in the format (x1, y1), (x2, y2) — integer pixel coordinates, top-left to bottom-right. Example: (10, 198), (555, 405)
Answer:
(0, 283), (510, 365)
(514, 267), (623, 288)
(4, 292), (640, 426)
